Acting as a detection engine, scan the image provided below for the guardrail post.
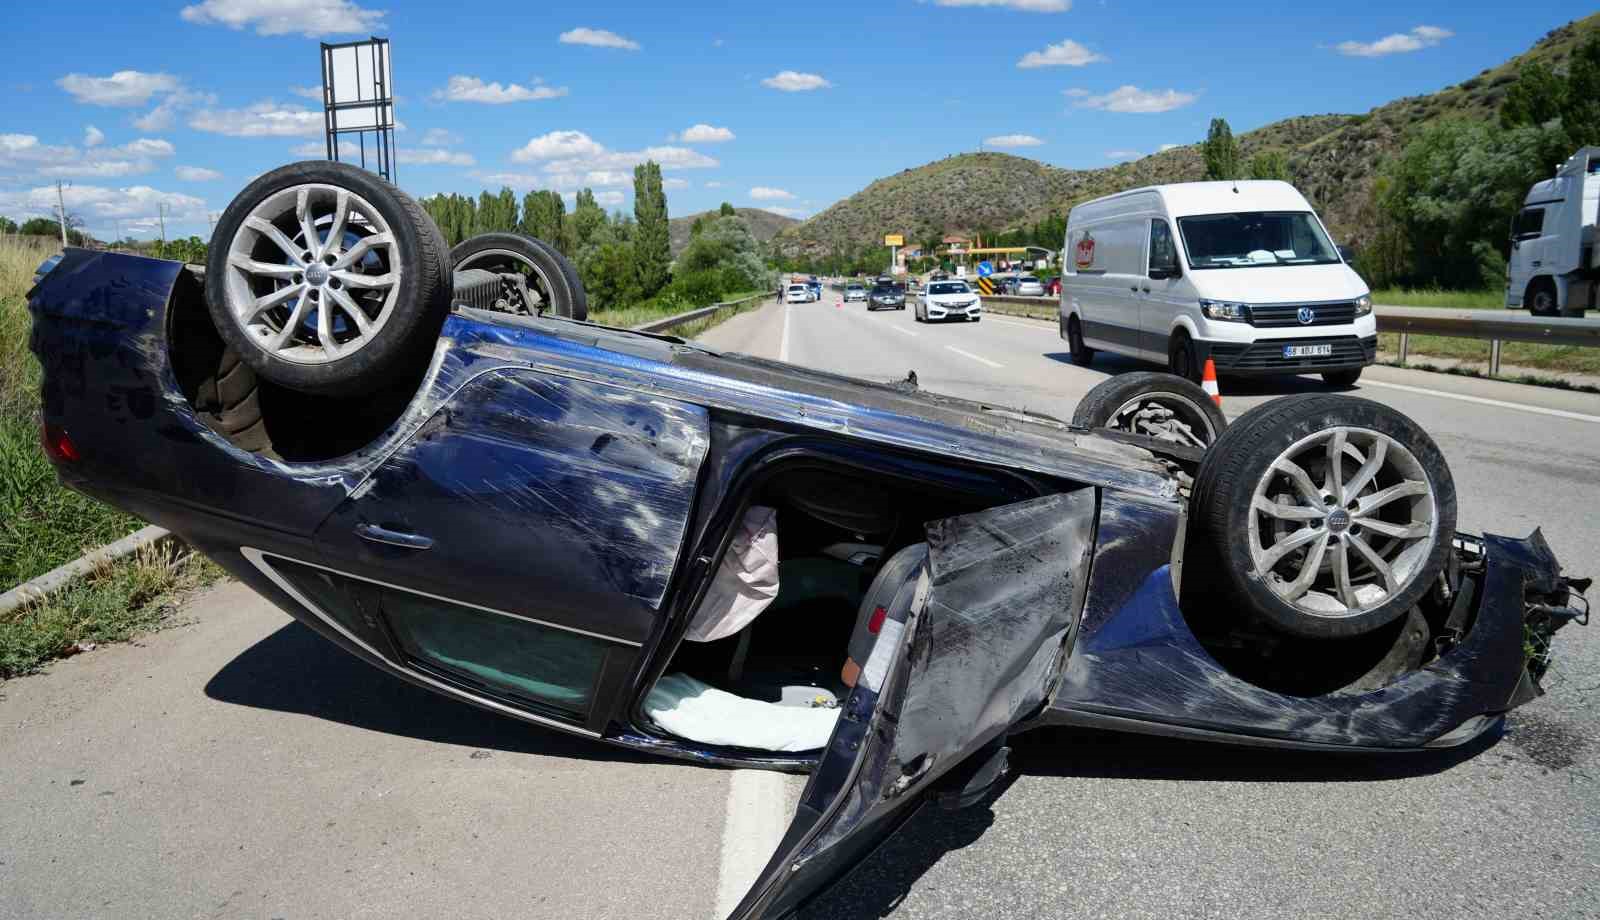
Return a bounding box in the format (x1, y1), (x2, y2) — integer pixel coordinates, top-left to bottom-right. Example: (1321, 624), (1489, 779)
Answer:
(1489, 339), (1502, 377)
(1397, 333), (1409, 366)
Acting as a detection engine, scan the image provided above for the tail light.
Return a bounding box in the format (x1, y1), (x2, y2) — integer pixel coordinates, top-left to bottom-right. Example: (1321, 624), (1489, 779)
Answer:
(41, 423), (80, 463)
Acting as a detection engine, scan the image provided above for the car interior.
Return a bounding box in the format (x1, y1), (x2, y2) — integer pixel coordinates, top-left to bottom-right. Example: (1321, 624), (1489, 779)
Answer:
(643, 467), (998, 753)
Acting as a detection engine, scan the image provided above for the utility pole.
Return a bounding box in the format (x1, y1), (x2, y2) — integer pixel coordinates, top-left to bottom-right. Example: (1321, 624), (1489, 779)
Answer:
(157, 202), (167, 258)
(54, 179), (69, 248)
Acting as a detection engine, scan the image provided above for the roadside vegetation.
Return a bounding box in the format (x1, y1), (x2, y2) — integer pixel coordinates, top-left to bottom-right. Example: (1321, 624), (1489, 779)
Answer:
(1370, 288), (1502, 309)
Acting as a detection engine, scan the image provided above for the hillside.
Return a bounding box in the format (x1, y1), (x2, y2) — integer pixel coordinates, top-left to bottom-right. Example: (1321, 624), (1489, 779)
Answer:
(670, 207), (798, 256)
(774, 13), (1600, 257)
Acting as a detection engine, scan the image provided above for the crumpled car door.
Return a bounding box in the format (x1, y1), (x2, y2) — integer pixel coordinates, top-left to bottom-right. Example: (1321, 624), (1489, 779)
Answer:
(727, 489), (1097, 919)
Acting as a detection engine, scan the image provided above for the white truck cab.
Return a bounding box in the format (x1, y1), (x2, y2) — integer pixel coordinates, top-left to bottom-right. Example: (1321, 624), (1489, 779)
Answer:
(1059, 181), (1375, 385)
(1506, 146), (1599, 317)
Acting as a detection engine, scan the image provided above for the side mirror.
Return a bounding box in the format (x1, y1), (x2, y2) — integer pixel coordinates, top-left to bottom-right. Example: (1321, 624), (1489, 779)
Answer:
(1149, 264), (1181, 281)
(1337, 245), (1354, 262)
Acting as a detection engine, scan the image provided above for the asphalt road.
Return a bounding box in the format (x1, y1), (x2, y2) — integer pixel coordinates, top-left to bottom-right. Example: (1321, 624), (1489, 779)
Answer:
(702, 291), (1600, 920)
(1, 293), (1595, 920)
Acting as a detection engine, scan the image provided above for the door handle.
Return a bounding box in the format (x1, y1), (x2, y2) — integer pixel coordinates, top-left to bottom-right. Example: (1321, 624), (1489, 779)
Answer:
(1140, 285), (1151, 293)
(1129, 285), (1139, 292)
(355, 522), (434, 550)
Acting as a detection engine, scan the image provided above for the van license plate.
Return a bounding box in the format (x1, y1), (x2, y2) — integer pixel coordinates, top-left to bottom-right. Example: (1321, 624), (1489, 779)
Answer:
(1283, 344), (1334, 359)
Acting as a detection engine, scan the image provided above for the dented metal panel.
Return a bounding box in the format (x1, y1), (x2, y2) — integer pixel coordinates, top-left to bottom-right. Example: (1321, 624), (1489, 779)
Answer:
(313, 368), (709, 641)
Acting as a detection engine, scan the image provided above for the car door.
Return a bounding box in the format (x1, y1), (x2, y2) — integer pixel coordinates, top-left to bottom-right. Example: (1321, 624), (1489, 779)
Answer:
(250, 366), (711, 738)
(1139, 218), (1185, 357)
(728, 489), (1096, 919)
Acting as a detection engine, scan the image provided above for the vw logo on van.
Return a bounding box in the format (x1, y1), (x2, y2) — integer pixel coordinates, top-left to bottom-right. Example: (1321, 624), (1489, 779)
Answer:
(1297, 306), (1316, 325)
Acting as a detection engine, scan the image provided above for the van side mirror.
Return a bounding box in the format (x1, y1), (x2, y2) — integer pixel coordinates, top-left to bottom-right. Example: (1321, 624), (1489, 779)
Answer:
(1149, 264), (1181, 281)
(1337, 245), (1354, 262)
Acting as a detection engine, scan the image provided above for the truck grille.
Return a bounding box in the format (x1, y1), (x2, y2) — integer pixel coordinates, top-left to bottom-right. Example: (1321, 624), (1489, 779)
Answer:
(1249, 301), (1359, 328)
(1209, 336), (1376, 372)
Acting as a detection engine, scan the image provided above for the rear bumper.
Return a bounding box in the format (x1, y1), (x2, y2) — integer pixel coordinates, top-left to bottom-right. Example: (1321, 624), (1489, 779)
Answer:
(1199, 334), (1376, 376)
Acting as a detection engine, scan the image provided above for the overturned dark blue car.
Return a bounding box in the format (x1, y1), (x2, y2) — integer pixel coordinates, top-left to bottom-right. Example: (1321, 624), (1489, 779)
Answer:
(28, 162), (1587, 919)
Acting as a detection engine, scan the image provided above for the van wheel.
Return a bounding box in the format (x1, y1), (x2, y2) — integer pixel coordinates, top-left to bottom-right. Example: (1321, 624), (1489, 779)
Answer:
(1067, 315), (1095, 366)
(204, 160), (451, 396)
(1527, 279), (1559, 317)
(1189, 394), (1456, 640)
(1168, 331), (1200, 383)
(1072, 372), (1226, 448)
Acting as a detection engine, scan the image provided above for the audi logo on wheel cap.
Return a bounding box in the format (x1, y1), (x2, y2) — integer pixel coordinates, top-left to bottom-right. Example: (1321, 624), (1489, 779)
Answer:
(1296, 306), (1316, 324)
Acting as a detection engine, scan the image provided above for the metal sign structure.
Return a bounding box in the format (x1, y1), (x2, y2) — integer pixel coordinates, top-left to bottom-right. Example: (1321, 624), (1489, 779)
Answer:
(319, 37), (396, 181)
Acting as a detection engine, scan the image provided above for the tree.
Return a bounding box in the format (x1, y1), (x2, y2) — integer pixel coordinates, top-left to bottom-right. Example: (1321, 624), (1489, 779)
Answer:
(567, 188), (606, 258)
(19, 216), (87, 246)
(1499, 61), (1565, 130)
(632, 161), (671, 297)
(1203, 118), (1241, 181)
(0, 216), (16, 234)
(689, 216), (705, 238)
(520, 190), (566, 250)
(719, 202), (736, 217)
(1247, 149), (1292, 181)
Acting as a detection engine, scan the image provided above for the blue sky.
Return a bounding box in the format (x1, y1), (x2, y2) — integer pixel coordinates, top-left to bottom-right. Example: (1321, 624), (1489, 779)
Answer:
(2, 0), (1591, 241)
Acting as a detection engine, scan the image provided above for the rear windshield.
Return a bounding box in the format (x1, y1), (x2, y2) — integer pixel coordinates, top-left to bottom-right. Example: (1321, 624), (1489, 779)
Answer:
(929, 282), (970, 294)
(787, 285), (806, 292)
(1019, 276), (1039, 283)
(1177, 211), (1340, 269)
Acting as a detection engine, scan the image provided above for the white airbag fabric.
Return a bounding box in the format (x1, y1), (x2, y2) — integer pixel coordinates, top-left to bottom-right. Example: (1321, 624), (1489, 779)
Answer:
(645, 673), (839, 752)
(685, 505), (780, 642)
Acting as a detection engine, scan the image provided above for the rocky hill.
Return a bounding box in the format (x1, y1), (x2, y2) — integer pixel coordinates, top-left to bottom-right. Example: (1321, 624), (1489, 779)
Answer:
(773, 13), (1600, 256)
(669, 207), (798, 256)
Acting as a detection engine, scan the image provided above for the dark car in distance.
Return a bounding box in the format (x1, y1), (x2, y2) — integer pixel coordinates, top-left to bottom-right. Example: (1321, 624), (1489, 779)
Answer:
(26, 160), (1586, 920)
(868, 282), (906, 311)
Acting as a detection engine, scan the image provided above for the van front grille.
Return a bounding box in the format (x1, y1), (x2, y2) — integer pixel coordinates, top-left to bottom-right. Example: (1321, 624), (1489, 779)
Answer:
(1249, 301), (1359, 328)
(1209, 336), (1376, 372)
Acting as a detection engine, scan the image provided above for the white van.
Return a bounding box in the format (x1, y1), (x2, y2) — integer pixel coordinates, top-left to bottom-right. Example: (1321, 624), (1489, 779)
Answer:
(1059, 181), (1375, 386)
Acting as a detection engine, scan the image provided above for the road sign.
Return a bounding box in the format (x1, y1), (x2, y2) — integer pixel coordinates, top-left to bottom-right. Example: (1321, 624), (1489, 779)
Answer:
(884, 233), (904, 247)
(975, 277), (996, 295)
(977, 261), (993, 277)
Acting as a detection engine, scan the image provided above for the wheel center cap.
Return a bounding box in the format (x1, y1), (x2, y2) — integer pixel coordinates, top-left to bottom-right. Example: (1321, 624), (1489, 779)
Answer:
(305, 264), (329, 286)
(1326, 508), (1351, 534)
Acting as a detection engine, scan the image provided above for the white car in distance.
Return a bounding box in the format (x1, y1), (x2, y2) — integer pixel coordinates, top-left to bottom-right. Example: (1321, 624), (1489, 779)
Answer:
(1013, 275), (1045, 297)
(785, 284), (811, 304)
(917, 279), (982, 323)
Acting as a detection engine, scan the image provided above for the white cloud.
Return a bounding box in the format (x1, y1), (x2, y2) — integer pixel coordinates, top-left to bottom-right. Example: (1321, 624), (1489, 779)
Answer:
(0, 182), (208, 223)
(674, 123), (736, 144)
(399, 148), (476, 167)
(290, 85), (323, 100)
(705, 180), (723, 188)
(0, 133), (176, 180)
(1017, 39), (1105, 69)
(289, 141), (327, 157)
(662, 177), (689, 189)
(174, 165), (223, 181)
(1157, 143), (1182, 152)
(1070, 85), (1198, 113)
(558, 27), (641, 50)
(762, 206), (807, 218)
(432, 75), (569, 104)
(189, 102), (323, 137)
(421, 128), (463, 147)
(1062, 88), (1091, 98)
(180, 0), (385, 37)
(1336, 25), (1454, 58)
(1105, 150), (1143, 159)
(984, 134), (1044, 148)
(57, 70), (182, 107)
(931, 0), (1070, 9)
(761, 71), (831, 92)
(83, 125), (105, 147)
(749, 186), (794, 200)
(512, 130), (607, 161)
(592, 190), (626, 207)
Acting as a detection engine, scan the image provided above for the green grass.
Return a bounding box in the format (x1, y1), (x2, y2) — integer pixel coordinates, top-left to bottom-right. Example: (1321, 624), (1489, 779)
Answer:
(1370, 287), (1504, 309)
(590, 289), (767, 336)
(0, 549), (223, 679)
(1378, 333), (1600, 376)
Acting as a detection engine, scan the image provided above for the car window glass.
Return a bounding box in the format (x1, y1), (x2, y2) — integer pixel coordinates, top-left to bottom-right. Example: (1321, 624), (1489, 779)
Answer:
(381, 589), (612, 716)
(1515, 207), (1545, 238)
(1148, 220), (1178, 275)
(928, 282), (969, 294)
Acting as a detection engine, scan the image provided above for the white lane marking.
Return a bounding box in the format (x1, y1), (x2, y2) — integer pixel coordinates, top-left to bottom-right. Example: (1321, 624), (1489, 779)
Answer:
(714, 769), (792, 918)
(983, 316), (1053, 330)
(1359, 379), (1600, 425)
(945, 345), (1005, 368)
(779, 303), (792, 363)
(883, 321), (918, 338)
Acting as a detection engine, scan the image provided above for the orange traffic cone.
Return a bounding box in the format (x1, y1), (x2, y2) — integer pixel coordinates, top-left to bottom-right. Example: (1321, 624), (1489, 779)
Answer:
(1201, 358), (1222, 408)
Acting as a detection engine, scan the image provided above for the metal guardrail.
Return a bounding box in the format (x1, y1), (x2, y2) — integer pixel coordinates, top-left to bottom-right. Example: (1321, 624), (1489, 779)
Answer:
(631, 291), (772, 334)
(1376, 305), (1600, 374)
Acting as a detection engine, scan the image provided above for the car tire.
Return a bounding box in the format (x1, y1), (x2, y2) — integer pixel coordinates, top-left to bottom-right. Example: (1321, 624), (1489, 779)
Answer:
(1067, 315), (1095, 367)
(1189, 394), (1456, 640)
(204, 160), (451, 397)
(1527, 279), (1559, 317)
(1168, 330), (1200, 383)
(450, 232), (587, 320)
(1322, 368), (1362, 388)
(1072, 372), (1227, 448)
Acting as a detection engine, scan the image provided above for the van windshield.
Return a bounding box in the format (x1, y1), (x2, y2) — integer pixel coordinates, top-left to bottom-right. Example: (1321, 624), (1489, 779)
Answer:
(1176, 211), (1340, 269)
